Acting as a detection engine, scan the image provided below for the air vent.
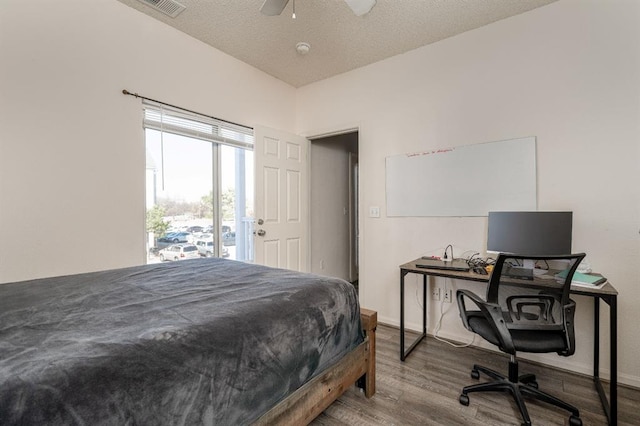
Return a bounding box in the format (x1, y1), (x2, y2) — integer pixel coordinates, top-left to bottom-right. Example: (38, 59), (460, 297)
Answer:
(136, 0), (186, 18)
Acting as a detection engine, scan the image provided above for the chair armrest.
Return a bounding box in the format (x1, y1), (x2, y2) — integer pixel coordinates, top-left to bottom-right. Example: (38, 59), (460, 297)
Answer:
(456, 289), (516, 354)
(456, 289), (485, 331)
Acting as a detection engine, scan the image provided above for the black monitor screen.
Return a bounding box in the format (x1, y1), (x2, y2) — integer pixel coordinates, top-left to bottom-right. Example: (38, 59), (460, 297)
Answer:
(487, 211), (572, 255)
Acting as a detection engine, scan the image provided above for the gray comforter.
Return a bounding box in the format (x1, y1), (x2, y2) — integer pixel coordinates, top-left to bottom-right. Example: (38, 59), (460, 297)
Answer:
(0, 258), (363, 425)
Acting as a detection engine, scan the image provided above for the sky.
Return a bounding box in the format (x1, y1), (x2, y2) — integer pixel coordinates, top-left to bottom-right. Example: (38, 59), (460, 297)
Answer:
(146, 129), (254, 204)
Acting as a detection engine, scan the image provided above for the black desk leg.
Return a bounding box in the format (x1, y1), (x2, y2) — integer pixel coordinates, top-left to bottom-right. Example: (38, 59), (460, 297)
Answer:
(400, 270), (427, 361)
(422, 274), (427, 337)
(400, 269), (406, 360)
(610, 295), (617, 426)
(593, 296), (618, 425)
(594, 297), (600, 379)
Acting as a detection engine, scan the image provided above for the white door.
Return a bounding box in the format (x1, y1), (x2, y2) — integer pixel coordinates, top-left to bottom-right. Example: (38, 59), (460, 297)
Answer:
(254, 126), (309, 272)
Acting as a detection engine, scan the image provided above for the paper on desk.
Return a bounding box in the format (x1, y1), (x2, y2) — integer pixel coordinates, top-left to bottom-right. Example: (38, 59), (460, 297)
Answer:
(555, 269), (607, 286)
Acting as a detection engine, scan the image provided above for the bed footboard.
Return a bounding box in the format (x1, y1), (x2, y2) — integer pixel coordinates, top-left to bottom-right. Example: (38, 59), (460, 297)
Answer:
(358, 308), (377, 397)
(254, 308), (377, 425)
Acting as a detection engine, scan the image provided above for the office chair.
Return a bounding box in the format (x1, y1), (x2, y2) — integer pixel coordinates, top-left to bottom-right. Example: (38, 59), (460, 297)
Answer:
(456, 253), (586, 426)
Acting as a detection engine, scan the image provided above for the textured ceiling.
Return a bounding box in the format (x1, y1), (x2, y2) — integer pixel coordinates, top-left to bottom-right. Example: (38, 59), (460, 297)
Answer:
(116, 0), (557, 88)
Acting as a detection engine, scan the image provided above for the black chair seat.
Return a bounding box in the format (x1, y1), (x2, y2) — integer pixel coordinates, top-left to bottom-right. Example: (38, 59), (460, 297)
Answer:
(468, 314), (569, 353)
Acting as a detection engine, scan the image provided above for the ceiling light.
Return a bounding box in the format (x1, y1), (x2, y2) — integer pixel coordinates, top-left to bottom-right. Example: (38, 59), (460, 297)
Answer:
(344, 0), (376, 16)
(296, 42), (310, 55)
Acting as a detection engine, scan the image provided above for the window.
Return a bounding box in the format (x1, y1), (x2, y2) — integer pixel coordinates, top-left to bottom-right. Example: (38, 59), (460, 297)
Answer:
(143, 101), (254, 263)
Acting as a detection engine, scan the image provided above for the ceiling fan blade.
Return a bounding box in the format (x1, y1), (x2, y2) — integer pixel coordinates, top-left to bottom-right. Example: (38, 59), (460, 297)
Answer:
(344, 0), (376, 16)
(260, 0), (290, 16)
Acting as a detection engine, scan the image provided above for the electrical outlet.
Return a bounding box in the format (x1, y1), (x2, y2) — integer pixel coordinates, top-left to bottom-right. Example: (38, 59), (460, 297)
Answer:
(443, 289), (453, 303)
(431, 287), (441, 301)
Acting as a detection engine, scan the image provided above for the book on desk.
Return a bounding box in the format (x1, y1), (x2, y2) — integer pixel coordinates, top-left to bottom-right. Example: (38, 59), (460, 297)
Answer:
(555, 269), (608, 287)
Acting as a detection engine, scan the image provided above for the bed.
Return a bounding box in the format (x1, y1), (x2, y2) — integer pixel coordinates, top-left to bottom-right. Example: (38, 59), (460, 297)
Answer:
(0, 258), (376, 425)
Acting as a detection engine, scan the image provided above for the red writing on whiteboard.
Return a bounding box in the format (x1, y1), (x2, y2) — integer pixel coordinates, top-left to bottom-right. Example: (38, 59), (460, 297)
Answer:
(406, 148), (454, 157)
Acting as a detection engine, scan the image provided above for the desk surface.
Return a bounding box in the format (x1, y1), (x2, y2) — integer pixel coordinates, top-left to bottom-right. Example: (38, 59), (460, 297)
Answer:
(400, 258), (618, 297)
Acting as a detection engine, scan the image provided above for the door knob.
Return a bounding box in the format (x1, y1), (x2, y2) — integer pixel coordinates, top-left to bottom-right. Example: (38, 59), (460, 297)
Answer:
(256, 229), (266, 236)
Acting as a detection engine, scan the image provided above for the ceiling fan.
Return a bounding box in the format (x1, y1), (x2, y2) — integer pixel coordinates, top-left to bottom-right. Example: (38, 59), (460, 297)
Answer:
(260, 0), (377, 17)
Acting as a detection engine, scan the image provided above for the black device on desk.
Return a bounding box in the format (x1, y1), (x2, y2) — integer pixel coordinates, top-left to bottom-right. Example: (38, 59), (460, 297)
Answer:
(415, 258), (470, 272)
(503, 265), (533, 280)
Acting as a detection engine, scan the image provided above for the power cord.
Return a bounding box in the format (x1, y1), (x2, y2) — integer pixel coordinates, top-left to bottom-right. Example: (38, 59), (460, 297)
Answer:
(432, 278), (476, 348)
(465, 252), (495, 269)
(414, 249), (492, 348)
(443, 244), (454, 261)
(415, 279), (423, 310)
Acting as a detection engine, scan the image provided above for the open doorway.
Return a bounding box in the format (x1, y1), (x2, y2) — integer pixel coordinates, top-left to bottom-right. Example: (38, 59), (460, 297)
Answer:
(309, 132), (359, 288)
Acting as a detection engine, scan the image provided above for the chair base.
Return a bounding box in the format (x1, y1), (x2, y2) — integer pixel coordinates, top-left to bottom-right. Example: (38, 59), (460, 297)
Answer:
(459, 362), (582, 426)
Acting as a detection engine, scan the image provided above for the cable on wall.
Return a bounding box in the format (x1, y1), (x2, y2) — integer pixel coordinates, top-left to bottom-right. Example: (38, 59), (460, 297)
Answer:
(432, 278), (475, 348)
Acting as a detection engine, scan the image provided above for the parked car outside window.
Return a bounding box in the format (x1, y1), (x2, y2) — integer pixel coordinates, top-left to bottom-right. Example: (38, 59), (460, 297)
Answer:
(195, 239), (230, 258)
(158, 232), (191, 243)
(158, 244), (199, 261)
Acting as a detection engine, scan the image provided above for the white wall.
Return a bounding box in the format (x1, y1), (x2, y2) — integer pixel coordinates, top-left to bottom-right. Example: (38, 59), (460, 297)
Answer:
(297, 0), (640, 387)
(0, 0), (296, 283)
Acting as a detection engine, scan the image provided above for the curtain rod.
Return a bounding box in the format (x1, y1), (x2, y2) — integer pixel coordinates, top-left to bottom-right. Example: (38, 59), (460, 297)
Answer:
(121, 89), (251, 130)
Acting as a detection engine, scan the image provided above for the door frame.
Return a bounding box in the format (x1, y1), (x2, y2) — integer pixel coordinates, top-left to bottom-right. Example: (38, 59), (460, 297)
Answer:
(306, 126), (360, 282)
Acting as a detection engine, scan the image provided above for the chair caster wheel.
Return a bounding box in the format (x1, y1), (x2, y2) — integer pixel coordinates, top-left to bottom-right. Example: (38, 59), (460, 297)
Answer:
(569, 415), (582, 426)
(459, 394), (470, 406)
(471, 369), (480, 380)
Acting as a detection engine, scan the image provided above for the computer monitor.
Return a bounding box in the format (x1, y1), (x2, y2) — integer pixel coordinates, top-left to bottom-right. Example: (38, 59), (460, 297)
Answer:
(487, 211), (572, 255)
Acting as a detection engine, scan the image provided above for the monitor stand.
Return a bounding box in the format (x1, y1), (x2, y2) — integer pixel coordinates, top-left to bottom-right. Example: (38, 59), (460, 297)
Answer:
(504, 260), (540, 280)
(505, 266), (534, 280)
(523, 259), (547, 276)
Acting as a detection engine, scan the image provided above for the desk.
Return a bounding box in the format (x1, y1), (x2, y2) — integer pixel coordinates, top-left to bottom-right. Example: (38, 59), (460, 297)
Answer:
(399, 258), (618, 425)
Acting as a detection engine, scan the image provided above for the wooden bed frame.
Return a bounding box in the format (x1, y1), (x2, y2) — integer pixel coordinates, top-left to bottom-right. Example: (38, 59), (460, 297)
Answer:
(255, 308), (377, 425)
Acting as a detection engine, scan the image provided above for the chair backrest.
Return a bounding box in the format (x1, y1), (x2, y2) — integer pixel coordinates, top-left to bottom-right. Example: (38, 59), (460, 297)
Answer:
(486, 253), (586, 335)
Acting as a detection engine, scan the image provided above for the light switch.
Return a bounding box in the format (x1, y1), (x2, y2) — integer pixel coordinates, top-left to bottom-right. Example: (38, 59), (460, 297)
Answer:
(369, 206), (380, 218)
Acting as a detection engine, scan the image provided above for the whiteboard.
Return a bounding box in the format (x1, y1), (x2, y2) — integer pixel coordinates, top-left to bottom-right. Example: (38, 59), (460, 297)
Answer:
(385, 137), (537, 217)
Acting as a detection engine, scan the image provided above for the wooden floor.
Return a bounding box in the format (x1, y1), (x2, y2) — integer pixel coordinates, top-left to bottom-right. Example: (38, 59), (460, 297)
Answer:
(312, 324), (639, 426)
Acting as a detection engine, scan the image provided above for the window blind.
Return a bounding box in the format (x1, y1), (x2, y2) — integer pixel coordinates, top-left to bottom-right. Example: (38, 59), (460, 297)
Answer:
(142, 100), (254, 150)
